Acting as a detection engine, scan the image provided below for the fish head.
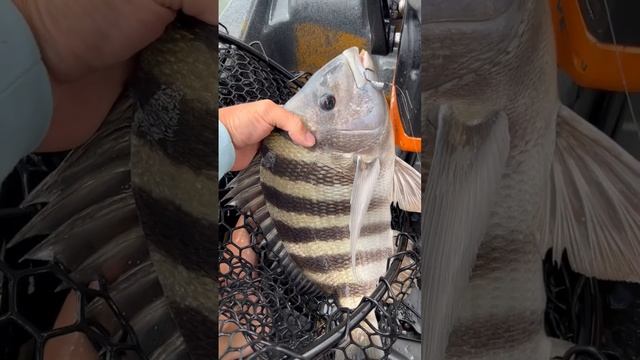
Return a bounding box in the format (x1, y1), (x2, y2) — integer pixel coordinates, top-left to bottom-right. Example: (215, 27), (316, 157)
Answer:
(284, 47), (390, 155)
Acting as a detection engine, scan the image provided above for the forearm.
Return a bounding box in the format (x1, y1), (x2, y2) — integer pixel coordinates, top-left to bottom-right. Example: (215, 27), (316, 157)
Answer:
(0, 0), (53, 181)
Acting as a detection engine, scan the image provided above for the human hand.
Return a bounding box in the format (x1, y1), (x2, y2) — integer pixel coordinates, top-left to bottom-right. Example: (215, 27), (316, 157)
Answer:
(12, 0), (216, 152)
(219, 100), (316, 171)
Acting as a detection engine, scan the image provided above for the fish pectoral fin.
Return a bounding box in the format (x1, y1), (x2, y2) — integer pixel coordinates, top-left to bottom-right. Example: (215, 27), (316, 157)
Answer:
(350, 156), (381, 279)
(422, 105), (510, 360)
(392, 156), (421, 213)
(544, 105), (640, 282)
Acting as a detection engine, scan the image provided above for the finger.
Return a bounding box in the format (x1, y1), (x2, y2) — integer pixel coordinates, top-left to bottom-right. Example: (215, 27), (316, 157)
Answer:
(259, 102), (315, 147)
(37, 60), (132, 152)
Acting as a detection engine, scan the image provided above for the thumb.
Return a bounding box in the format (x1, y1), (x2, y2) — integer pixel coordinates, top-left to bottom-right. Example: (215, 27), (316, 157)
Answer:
(261, 105), (316, 147)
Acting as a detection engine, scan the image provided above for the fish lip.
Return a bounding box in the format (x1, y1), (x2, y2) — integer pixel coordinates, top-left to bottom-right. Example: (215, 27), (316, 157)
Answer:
(359, 50), (376, 74)
(342, 47), (380, 89)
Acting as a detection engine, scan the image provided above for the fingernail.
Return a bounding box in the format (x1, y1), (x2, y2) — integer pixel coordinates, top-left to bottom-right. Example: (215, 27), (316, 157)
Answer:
(304, 132), (316, 146)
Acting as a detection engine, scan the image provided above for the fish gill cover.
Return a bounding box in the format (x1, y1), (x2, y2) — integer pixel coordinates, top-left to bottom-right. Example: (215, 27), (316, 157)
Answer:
(217, 33), (422, 360)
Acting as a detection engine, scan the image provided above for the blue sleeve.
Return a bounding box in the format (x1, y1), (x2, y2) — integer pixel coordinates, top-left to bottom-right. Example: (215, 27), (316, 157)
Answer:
(0, 0), (53, 181)
(218, 122), (236, 179)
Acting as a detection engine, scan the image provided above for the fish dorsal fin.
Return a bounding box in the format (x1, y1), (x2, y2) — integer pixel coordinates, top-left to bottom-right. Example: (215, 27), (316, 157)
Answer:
(422, 105), (509, 360)
(393, 156), (421, 213)
(350, 156), (381, 279)
(544, 105), (640, 282)
(222, 156), (262, 211)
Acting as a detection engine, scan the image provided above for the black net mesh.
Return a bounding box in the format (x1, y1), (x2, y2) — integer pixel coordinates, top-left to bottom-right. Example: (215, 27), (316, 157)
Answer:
(218, 32), (303, 108)
(0, 154), (145, 360)
(544, 251), (639, 360)
(217, 32), (422, 359)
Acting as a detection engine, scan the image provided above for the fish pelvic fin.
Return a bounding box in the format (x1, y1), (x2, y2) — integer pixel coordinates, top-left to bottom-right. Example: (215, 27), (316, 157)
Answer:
(543, 105), (640, 282)
(421, 104), (510, 360)
(350, 156), (381, 280)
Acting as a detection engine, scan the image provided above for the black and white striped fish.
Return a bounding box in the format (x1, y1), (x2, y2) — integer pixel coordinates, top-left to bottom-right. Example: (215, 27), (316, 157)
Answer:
(226, 47), (421, 358)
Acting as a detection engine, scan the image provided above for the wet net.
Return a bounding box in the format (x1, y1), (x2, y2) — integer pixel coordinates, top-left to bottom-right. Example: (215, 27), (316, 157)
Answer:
(217, 32), (422, 359)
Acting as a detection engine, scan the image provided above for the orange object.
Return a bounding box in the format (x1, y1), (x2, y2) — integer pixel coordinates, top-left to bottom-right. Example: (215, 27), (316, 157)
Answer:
(550, 0), (640, 91)
(390, 83), (421, 153)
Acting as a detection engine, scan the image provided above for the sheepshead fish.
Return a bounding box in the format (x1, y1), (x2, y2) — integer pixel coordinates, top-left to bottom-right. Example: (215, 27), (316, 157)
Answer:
(9, 14), (217, 359)
(226, 47), (421, 358)
(421, 1), (640, 359)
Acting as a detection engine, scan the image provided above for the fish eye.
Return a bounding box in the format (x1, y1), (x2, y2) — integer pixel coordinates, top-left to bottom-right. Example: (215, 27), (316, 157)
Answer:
(319, 94), (336, 111)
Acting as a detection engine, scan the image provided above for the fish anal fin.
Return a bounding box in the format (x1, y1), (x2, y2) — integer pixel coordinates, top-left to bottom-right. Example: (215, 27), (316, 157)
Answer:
(545, 105), (640, 282)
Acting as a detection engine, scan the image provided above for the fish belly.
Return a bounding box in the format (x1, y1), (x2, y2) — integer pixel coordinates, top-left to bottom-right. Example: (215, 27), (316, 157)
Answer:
(259, 134), (394, 305)
(446, 228), (549, 360)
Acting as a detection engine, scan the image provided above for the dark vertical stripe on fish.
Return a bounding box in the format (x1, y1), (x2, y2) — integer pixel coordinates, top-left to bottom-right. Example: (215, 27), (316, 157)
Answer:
(133, 188), (216, 278)
(169, 301), (218, 359)
(261, 183), (352, 215)
(262, 183), (390, 217)
(273, 219), (391, 243)
(445, 311), (543, 358)
(470, 234), (540, 281)
(131, 18), (217, 172)
(260, 149), (355, 186)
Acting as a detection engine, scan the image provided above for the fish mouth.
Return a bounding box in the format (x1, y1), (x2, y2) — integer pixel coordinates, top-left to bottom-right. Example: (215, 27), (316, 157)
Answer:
(342, 47), (379, 89)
